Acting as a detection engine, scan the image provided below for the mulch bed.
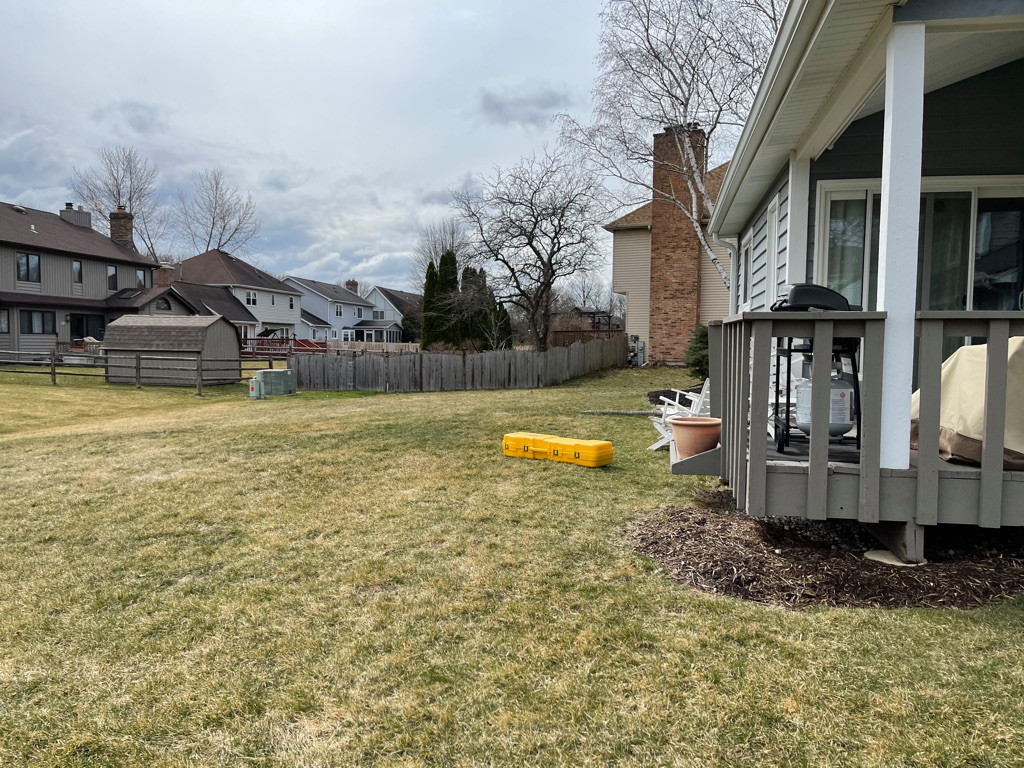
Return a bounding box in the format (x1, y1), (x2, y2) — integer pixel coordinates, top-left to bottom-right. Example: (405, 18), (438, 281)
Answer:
(630, 503), (1024, 610)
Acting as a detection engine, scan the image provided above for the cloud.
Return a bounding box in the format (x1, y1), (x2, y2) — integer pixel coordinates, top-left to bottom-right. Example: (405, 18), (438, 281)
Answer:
(475, 81), (574, 129)
(91, 100), (169, 137)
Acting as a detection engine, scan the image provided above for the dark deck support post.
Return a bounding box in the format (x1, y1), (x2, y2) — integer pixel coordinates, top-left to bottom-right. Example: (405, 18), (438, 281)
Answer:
(863, 521), (925, 563)
(50, 349), (57, 385)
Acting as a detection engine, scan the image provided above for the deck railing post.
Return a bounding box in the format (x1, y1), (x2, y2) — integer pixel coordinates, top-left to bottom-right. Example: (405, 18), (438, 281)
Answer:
(914, 318), (943, 525)
(746, 320), (772, 517)
(50, 349), (57, 385)
(806, 319), (834, 520)
(980, 319), (1010, 528)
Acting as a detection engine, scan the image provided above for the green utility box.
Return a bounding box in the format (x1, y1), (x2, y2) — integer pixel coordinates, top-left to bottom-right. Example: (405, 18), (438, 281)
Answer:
(256, 368), (297, 396)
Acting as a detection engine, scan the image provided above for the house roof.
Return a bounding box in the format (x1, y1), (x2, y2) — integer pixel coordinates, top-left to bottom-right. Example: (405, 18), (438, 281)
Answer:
(374, 286), (422, 317)
(106, 285), (205, 314)
(178, 249), (301, 295)
(0, 201), (156, 267)
(101, 315), (233, 352)
(0, 291), (109, 311)
(354, 319), (402, 329)
(602, 162), (729, 232)
(709, 0), (1024, 235)
(603, 203), (651, 231)
(300, 308), (331, 327)
(171, 281), (258, 324)
(286, 275), (373, 307)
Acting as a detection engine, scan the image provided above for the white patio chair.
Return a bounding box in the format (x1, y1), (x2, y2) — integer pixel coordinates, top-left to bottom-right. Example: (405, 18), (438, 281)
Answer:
(648, 379), (710, 450)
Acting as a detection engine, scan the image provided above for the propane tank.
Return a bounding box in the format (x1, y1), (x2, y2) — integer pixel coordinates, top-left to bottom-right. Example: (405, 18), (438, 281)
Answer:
(795, 366), (855, 438)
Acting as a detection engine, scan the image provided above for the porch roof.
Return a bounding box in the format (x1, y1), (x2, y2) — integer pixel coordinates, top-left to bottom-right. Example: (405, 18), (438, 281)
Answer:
(711, 0), (1024, 236)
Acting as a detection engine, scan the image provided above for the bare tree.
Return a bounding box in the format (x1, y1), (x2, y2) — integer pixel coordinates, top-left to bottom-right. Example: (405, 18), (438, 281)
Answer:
(565, 271), (609, 310)
(175, 168), (261, 257)
(409, 217), (470, 290)
(69, 146), (171, 257)
(560, 0), (784, 288)
(452, 149), (606, 351)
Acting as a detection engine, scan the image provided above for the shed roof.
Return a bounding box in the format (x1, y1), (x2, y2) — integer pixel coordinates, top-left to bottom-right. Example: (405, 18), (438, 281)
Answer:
(101, 315), (233, 352)
(179, 249), (301, 295)
(287, 275), (373, 307)
(0, 201), (156, 266)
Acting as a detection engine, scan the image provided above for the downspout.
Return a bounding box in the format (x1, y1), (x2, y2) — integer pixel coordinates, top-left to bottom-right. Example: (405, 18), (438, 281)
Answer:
(712, 231), (741, 316)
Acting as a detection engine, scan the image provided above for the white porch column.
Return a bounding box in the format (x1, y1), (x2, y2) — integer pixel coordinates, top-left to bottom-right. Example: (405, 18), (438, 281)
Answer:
(877, 22), (925, 470)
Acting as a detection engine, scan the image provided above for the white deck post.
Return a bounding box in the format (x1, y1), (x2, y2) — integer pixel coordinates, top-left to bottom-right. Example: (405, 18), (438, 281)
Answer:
(877, 22), (925, 471)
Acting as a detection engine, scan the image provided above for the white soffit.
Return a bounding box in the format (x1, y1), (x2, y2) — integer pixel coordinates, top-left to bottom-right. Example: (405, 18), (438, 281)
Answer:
(853, 30), (1024, 119)
(712, 0), (893, 236)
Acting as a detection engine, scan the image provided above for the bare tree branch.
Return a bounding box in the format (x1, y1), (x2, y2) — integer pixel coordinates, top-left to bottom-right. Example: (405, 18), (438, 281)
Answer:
(175, 168), (262, 258)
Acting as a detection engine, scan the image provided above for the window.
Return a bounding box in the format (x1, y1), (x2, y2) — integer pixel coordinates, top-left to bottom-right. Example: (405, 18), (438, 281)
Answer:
(372, 309), (385, 320)
(355, 307), (363, 319)
(342, 329), (355, 341)
(740, 234), (753, 306)
(20, 310), (56, 335)
(72, 260), (83, 283)
(241, 325), (249, 339)
(335, 304), (344, 317)
(271, 295), (276, 305)
(155, 297), (171, 311)
(246, 291), (257, 306)
(17, 252), (40, 282)
(331, 329), (337, 339)
(0, 309), (8, 333)
(107, 265), (117, 291)
(136, 269), (146, 288)
(310, 329), (317, 340)
(289, 297), (294, 309)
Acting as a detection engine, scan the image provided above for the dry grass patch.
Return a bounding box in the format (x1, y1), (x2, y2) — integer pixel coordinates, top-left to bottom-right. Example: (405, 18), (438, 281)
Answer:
(0, 368), (1022, 767)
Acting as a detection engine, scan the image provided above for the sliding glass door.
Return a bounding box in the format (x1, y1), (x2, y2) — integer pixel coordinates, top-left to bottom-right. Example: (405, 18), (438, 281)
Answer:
(973, 197), (1024, 311)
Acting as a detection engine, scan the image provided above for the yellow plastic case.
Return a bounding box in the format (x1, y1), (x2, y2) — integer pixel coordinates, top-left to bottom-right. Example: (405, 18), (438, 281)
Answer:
(503, 433), (613, 468)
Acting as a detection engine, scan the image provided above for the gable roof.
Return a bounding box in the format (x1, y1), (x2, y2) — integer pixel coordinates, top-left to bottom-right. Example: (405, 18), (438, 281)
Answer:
(178, 249), (301, 295)
(101, 315), (235, 352)
(171, 281), (258, 324)
(603, 203), (651, 232)
(300, 308), (331, 327)
(374, 286), (422, 317)
(286, 275), (373, 306)
(0, 201), (156, 267)
(107, 285), (201, 313)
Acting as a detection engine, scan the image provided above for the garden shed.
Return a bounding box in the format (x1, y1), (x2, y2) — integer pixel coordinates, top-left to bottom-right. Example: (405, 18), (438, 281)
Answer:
(102, 315), (242, 386)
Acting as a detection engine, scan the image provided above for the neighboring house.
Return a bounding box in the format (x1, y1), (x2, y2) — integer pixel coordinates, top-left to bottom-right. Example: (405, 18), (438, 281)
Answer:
(169, 278), (259, 339)
(364, 285), (422, 342)
(178, 249), (302, 339)
(282, 276), (374, 341)
(673, 0), (1024, 561)
(0, 201), (159, 353)
(605, 134), (731, 364)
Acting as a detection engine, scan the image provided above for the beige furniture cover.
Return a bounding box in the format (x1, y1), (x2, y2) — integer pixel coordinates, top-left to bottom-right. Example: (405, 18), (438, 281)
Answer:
(911, 336), (1024, 470)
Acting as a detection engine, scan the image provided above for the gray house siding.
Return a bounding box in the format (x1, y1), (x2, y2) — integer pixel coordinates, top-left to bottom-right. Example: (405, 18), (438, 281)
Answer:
(738, 169), (789, 311)
(807, 57), (1024, 273)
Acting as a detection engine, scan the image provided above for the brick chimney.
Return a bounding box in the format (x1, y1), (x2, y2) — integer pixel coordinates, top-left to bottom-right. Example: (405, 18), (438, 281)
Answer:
(345, 279), (359, 295)
(109, 205), (135, 249)
(648, 124), (707, 364)
(154, 263), (178, 287)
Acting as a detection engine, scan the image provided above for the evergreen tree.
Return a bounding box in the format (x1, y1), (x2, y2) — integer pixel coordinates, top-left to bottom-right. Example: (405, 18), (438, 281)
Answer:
(420, 260), (438, 349)
(496, 301), (514, 349)
(437, 249), (460, 344)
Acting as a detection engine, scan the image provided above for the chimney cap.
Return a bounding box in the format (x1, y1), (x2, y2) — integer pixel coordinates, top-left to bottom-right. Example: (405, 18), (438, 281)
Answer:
(116, 205), (127, 212)
(65, 202), (73, 210)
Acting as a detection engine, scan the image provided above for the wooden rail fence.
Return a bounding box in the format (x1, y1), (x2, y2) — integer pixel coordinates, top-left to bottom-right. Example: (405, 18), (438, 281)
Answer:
(289, 336), (628, 392)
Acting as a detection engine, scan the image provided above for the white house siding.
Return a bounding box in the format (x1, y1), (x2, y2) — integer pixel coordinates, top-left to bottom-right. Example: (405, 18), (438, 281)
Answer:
(610, 228), (652, 346)
(738, 171), (790, 311)
(228, 287), (301, 333)
(365, 288), (403, 324)
(699, 241), (732, 324)
(284, 279), (370, 340)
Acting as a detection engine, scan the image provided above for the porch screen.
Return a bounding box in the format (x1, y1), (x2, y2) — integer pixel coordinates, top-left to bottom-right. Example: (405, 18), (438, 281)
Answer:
(826, 198), (866, 307)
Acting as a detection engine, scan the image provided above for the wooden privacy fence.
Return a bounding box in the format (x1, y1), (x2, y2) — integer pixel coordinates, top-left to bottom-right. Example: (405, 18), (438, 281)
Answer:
(289, 335), (628, 393)
(0, 350), (277, 395)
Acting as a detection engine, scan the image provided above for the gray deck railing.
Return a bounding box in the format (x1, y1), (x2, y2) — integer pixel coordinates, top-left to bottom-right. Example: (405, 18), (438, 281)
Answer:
(707, 310), (1023, 527)
(914, 311), (1024, 528)
(712, 311), (887, 522)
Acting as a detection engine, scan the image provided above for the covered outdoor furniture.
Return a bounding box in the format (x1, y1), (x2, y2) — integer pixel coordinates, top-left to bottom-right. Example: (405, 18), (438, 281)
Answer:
(648, 379), (710, 451)
(911, 336), (1024, 470)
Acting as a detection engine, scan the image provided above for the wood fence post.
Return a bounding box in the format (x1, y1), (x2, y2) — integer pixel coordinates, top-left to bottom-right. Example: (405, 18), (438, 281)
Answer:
(269, 355), (274, 370)
(383, 351), (390, 393)
(50, 349), (57, 385)
(135, 353), (142, 388)
(195, 354), (204, 396)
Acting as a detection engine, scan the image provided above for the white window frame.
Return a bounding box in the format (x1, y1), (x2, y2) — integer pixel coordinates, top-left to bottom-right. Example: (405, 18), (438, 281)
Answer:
(815, 176), (1024, 311)
(331, 329), (337, 339)
(289, 297), (294, 309)
(765, 196), (779, 307)
(335, 304), (343, 317)
(356, 307), (363, 319)
(245, 291), (258, 306)
(342, 329), (355, 341)
(373, 309), (385, 320)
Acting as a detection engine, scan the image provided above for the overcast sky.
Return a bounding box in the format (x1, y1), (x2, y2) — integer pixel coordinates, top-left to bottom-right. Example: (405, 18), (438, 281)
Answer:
(0, 1), (605, 290)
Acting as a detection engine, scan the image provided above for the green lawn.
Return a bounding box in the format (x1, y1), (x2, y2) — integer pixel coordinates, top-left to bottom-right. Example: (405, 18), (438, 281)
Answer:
(0, 369), (1021, 767)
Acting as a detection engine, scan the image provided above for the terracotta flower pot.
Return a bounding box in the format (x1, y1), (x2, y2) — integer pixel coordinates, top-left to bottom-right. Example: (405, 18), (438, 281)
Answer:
(666, 415), (722, 459)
